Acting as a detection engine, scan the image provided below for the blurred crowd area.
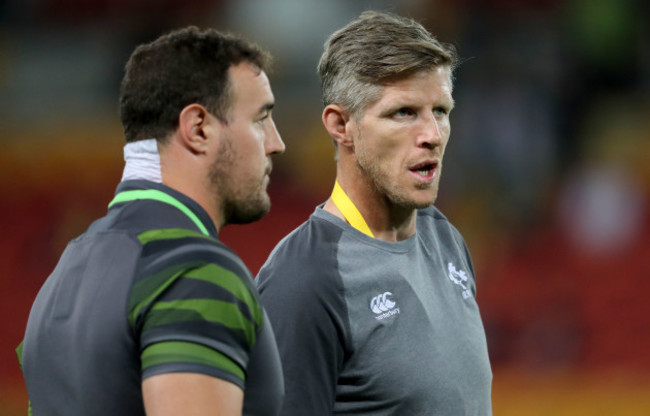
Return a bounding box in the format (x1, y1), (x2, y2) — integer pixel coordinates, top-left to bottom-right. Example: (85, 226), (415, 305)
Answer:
(1, 0), (650, 414)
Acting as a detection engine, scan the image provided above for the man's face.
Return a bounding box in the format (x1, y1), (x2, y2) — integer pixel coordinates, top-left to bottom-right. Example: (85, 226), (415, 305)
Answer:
(209, 63), (285, 225)
(350, 67), (454, 210)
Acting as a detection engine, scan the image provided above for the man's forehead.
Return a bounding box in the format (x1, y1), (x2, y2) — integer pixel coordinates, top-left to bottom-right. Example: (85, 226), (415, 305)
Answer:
(225, 63), (274, 122)
(377, 68), (453, 99)
(229, 62), (265, 84)
(229, 63), (273, 98)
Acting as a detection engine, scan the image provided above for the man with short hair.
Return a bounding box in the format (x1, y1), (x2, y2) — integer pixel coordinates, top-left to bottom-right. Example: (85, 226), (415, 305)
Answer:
(257, 11), (492, 415)
(18, 26), (285, 416)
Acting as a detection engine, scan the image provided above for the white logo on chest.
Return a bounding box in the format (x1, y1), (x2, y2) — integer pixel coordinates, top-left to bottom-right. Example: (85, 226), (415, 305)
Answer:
(370, 292), (400, 320)
(448, 262), (472, 299)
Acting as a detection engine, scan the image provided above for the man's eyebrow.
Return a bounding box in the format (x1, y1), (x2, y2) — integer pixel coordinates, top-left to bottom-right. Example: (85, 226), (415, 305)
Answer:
(258, 102), (275, 114)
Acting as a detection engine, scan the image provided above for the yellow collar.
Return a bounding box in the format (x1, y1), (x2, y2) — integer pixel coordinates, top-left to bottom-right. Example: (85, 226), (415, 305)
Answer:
(331, 180), (374, 238)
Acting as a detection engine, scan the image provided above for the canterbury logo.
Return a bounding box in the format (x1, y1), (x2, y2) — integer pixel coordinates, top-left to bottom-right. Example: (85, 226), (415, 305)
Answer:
(370, 292), (395, 314)
(370, 292), (400, 320)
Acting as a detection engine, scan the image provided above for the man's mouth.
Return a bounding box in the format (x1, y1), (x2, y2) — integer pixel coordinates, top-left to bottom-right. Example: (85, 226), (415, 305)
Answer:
(409, 161), (437, 179)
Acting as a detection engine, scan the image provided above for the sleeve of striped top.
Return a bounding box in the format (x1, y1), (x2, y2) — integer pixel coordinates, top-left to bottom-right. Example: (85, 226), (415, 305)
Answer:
(129, 228), (263, 388)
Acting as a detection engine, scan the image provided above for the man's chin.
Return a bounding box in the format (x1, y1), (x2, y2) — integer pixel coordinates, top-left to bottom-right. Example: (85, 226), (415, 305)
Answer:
(390, 190), (438, 211)
(413, 187), (439, 208)
(224, 198), (271, 226)
(413, 200), (436, 209)
(406, 200), (436, 211)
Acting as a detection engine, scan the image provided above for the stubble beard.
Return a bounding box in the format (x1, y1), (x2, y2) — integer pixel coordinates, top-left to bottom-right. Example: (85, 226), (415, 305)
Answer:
(209, 134), (271, 226)
(355, 136), (440, 211)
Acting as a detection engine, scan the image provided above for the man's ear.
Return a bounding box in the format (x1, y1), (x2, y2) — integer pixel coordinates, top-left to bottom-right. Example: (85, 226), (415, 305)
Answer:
(322, 104), (354, 148)
(178, 104), (218, 154)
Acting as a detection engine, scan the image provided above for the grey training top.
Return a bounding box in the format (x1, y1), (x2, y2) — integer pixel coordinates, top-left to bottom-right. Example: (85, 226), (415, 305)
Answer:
(257, 206), (492, 415)
(19, 180), (283, 416)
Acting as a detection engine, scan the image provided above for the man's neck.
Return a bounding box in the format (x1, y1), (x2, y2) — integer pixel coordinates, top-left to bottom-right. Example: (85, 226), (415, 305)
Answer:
(323, 176), (417, 242)
(160, 141), (224, 232)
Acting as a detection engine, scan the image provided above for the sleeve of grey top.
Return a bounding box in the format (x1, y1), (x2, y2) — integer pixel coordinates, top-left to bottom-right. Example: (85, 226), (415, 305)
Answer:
(257, 220), (350, 416)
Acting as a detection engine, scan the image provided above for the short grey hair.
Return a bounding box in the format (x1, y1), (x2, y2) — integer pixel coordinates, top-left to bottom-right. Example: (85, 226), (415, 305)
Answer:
(318, 10), (458, 118)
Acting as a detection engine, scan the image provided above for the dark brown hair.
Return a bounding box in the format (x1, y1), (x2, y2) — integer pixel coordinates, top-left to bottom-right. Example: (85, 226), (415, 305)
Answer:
(119, 26), (271, 143)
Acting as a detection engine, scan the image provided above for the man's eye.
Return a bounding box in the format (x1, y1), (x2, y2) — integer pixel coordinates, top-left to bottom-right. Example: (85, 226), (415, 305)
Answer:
(433, 107), (448, 116)
(394, 108), (414, 118)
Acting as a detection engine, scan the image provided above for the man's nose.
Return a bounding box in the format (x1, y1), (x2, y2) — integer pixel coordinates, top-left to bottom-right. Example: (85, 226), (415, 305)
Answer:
(266, 119), (286, 155)
(417, 114), (443, 148)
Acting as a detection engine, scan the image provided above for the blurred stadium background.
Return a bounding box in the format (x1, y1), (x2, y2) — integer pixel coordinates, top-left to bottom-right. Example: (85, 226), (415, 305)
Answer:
(1, 0), (649, 414)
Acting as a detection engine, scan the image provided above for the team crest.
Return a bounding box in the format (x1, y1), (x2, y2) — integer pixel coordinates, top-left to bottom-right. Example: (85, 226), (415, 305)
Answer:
(447, 262), (472, 299)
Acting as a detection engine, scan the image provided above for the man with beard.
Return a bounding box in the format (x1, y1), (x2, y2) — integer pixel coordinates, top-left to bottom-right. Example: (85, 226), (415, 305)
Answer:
(18, 27), (285, 416)
(257, 11), (492, 415)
